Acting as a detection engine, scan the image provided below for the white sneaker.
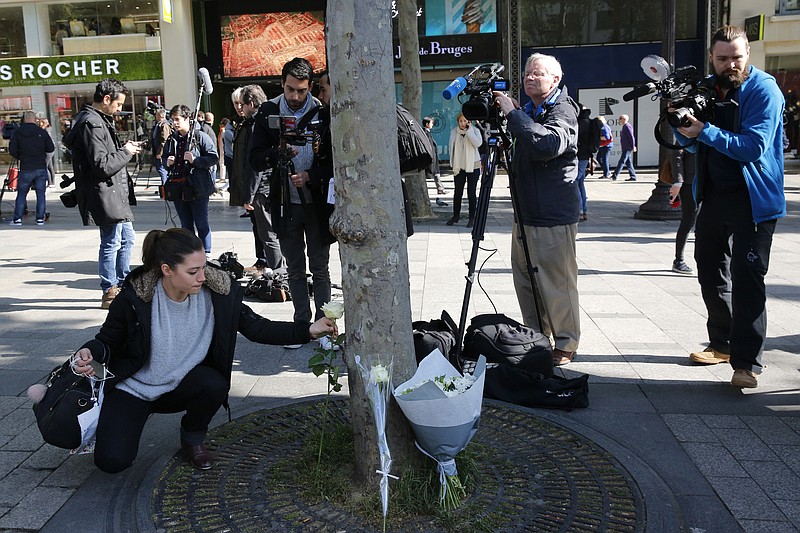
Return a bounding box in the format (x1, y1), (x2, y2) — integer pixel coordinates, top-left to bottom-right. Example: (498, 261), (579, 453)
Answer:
(283, 344), (302, 349)
(318, 335), (340, 351)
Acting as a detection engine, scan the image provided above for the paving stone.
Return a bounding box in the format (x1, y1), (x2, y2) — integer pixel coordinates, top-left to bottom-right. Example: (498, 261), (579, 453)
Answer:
(770, 445), (800, 477)
(712, 427), (780, 462)
(773, 499), (800, 530)
(707, 476), (785, 521)
(21, 445), (70, 471)
(741, 416), (800, 446)
(0, 468), (48, 507)
(42, 454), (96, 488)
(3, 425), (45, 452)
(0, 410), (35, 438)
(738, 519), (798, 533)
(0, 451), (30, 480)
(681, 442), (748, 478)
(0, 397), (26, 419)
(0, 487), (74, 531)
(701, 414), (747, 429)
(740, 460), (800, 501)
(661, 414), (718, 442)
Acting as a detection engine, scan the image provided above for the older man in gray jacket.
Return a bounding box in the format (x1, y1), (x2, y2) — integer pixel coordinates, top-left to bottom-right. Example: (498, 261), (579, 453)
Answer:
(494, 53), (581, 366)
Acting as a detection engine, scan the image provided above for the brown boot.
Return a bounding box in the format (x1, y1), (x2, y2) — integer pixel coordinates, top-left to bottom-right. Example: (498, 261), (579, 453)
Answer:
(101, 286), (119, 310)
(182, 443), (214, 470)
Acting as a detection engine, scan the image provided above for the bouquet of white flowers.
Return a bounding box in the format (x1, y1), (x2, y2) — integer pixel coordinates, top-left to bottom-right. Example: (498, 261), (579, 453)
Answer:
(393, 350), (486, 509)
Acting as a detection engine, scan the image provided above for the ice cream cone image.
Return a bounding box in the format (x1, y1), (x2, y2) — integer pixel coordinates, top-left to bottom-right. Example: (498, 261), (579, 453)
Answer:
(462, 0), (484, 34)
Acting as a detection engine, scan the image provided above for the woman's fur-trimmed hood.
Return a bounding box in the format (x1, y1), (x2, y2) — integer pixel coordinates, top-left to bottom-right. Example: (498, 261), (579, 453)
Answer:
(129, 265), (232, 303)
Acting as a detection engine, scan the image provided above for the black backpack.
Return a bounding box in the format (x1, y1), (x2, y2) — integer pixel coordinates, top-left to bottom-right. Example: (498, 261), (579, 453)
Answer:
(412, 311), (458, 363)
(462, 313), (553, 378)
(396, 104), (434, 174)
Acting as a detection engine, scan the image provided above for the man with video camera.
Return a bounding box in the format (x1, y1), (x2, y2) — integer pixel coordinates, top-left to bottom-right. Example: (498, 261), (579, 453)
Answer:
(674, 25), (786, 388)
(250, 57), (335, 350)
(494, 53), (581, 367)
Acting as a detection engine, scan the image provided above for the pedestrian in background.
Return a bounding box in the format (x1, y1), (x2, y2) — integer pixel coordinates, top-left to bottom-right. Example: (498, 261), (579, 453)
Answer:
(9, 111), (54, 226)
(596, 116), (613, 179)
(447, 112), (482, 227)
(668, 149), (697, 274)
(576, 105), (596, 221)
(163, 104), (219, 258)
(611, 114), (637, 181)
(64, 78), (142, 309)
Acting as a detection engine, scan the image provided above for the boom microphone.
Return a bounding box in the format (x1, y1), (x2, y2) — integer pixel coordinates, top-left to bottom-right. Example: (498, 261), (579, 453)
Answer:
(442, 76), (467, 100)
(198, 67), (214, 95)
(623, 82), (656, 102)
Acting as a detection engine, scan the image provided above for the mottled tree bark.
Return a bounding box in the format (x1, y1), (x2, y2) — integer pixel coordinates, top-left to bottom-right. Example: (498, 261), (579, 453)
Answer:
(398, 0), (434, 218)
(326, 0), (422, 486)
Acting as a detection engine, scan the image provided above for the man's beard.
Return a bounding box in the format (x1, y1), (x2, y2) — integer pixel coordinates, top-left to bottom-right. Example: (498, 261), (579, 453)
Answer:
(716, 67), (748, 90)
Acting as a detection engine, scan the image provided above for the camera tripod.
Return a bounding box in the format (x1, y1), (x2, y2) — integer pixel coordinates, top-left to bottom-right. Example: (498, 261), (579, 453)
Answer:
(452, 121), (550, 360)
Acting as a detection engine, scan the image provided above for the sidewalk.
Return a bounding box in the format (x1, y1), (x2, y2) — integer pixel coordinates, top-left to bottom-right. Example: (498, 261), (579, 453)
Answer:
(1, 162), (799, 532)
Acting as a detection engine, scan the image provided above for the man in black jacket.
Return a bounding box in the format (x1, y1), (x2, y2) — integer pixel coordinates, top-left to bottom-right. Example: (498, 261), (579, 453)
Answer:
(494, 53), (581, 367)
(9, 111), (55, 226)
(65, 78), (143, 309)
(251, 58), (334, 348)
(237, 84), (285, 273)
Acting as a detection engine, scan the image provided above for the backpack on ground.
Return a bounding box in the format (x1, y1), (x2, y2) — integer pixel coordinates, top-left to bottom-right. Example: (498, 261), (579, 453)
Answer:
(412, 310), (458, 364)
(245, 271), (291, 302)
(482, 365), (589, 410)
(462, 313), (553, 378)
(396, 104), (434, 174)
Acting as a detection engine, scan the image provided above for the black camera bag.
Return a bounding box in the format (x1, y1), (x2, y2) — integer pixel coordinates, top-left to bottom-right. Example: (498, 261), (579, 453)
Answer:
(412, 310), (458, 363)
(245, 272), (291, 302)
(462, 313), (553, 378)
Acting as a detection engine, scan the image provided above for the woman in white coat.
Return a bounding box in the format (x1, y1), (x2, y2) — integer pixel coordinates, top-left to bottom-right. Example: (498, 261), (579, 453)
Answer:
(447, 112), (482, 227)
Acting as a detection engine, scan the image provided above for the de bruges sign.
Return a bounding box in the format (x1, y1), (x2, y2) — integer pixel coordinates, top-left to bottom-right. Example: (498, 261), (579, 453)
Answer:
(0, 51), (163, 88)
(393, 34), (500, 67)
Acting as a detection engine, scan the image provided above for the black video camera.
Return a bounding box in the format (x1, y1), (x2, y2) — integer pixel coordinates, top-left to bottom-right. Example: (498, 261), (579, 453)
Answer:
(623, 55), (717, 147)
(267, 115), (323, 147)
(443, 63), (509, 125)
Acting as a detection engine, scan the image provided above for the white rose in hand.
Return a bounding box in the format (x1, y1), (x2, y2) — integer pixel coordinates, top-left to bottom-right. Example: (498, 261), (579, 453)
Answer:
(321, 301), (344, 320)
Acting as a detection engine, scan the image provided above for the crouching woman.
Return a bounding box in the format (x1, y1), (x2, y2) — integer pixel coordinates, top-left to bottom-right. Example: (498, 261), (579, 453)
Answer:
(71, 228), (336, 473)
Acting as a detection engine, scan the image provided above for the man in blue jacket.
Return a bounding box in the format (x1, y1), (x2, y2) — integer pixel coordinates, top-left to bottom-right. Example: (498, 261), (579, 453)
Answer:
(494, 53), (581, 367)
(675, 26), (785, 388)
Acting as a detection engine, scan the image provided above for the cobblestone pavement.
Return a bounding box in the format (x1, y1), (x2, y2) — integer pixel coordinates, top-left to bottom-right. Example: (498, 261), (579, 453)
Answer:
(1, 161), (799, 532)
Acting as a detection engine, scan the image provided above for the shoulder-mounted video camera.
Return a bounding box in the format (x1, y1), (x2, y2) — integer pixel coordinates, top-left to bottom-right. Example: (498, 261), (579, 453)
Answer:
(443, 63), (509, 125)
(267, 114), (323, 147)
(624, 55), (718, 148)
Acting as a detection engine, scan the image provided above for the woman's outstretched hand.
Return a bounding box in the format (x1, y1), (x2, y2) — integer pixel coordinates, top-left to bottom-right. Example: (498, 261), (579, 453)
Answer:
(309, 317), (338, 340)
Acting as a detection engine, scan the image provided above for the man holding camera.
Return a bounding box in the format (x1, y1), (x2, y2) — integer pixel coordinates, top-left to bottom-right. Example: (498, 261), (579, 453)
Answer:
(675, 25), (785, 388)
(251, 58), (334, 349)
(494, 53), (581, 367)
(236, 84), (285, 274)
(65, 78), (142, 309)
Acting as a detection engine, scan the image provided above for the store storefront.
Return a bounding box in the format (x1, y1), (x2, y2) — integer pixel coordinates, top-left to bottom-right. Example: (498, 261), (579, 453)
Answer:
(0, 52), (164, 171)
(0, 0), (166, 171)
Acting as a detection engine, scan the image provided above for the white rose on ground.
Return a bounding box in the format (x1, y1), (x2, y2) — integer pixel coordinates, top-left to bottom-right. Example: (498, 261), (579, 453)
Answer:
(370, 364), (390, 384)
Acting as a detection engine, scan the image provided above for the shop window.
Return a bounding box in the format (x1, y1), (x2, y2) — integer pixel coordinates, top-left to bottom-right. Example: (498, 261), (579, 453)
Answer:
(776, 0), (800, 15)
(48, 1), (160, 55)
(0, 7), (27, 58)
(520, 0), (699, 47)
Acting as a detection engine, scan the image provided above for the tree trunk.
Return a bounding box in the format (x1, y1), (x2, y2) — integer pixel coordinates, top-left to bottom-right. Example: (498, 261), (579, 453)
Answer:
(326, 0), (422, 487)
(398, 0), (434, 219)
